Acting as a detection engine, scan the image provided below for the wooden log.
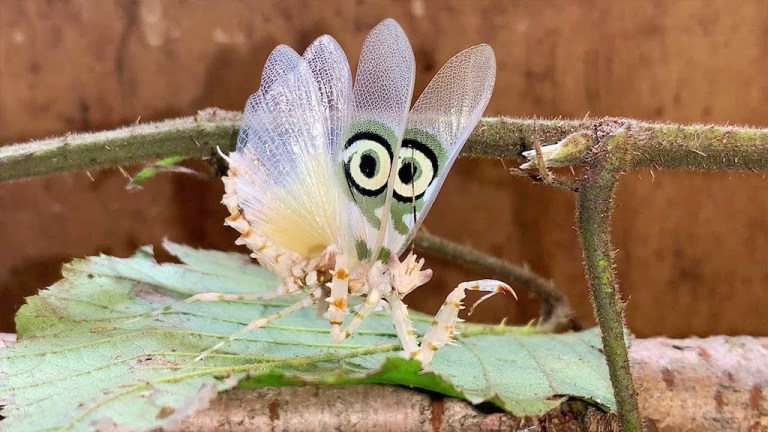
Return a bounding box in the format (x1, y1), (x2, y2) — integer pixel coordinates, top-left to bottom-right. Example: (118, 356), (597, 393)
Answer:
(1, 334), (766, 431)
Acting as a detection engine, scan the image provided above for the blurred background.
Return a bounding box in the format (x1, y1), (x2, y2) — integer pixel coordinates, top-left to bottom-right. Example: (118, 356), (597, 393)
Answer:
(1, 0), (767, 338)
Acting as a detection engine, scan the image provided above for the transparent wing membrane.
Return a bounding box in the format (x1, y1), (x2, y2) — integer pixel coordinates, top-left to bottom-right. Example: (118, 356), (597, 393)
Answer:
(388, 44), (496, 254)
(340, 19), (416, 259)
(302, 35), (352, 160)
(232, 47), (344, 257)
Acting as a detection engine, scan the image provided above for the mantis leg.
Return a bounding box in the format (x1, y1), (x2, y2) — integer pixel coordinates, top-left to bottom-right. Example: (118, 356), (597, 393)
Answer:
(386, 292), (420, 360)
(333, 285), (384, 341)
(326, 253), (350, 343)
(124, 289), (300, 325)
(418, 279), (515, 365)
(194, 289), (321, 362)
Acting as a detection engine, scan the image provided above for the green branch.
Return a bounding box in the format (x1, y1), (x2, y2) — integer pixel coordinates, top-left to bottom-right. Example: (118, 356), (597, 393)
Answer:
(520, 117), (768, 172)
(576, 129), (642, 431)
(0, 109), (240, 182)
(0, 111), (588, 182)
(5, 113), (768, 184)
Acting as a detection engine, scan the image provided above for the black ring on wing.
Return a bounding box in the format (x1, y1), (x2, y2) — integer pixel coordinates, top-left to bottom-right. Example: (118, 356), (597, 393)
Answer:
(392, 138), (439, 203)
(343, 131), (394, 197)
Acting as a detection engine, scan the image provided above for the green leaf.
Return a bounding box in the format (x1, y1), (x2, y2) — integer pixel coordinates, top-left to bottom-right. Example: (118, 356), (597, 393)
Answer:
(0, 242), (615, 431)
(128, 156), (189, 189)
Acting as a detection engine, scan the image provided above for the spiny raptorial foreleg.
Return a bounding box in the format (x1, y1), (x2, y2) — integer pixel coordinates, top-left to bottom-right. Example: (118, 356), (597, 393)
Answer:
(418, 280), (515, 365)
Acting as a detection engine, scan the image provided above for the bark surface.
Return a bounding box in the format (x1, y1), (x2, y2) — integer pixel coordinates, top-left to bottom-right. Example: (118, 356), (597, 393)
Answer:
(3, 334), (765, 431)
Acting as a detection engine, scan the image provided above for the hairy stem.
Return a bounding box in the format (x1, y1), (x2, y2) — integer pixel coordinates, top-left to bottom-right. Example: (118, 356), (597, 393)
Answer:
(579, 177), (642, 430)
(7, 114), (768, 183)
(576, 129), (642, 431)
(0, 113), (587, 183)
(520, 117), (768, 172)
(0, 109), (240, 182)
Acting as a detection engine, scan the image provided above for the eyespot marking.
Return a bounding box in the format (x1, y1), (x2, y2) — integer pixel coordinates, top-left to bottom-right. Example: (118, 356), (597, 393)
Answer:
(343, 131), (393, 197)
(393, 138), (438, 203)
